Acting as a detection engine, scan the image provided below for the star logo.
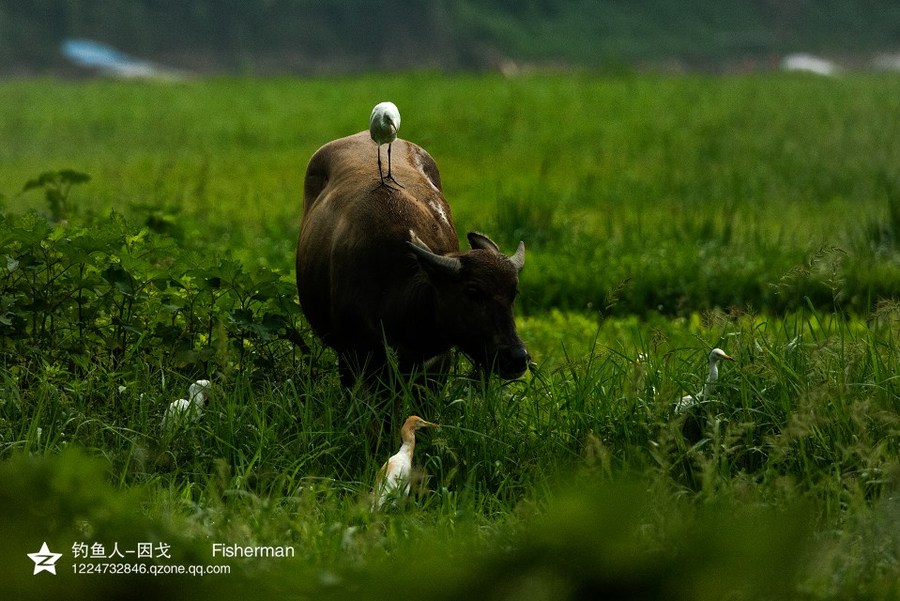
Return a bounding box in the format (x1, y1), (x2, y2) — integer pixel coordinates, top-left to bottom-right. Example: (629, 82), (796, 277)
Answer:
(27, 542), (62, 575)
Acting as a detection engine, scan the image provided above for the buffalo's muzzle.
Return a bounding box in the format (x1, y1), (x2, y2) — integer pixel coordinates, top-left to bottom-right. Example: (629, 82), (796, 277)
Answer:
(495, 344), (530, 379)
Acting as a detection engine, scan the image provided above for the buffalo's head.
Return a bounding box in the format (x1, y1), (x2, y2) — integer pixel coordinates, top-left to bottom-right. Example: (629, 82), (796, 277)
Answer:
(408, 231), (529, 379)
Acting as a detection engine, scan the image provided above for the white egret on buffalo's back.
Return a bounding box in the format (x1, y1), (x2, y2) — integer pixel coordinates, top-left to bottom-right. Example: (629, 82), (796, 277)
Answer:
(369, 101), (402, 188)
(371, 415), (438, 511)
(675, 348), (734, 413)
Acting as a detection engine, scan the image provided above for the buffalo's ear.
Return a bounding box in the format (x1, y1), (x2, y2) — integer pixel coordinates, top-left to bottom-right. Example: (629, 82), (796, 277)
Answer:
(407, 241), (462, 276)
(467, 232), (500, 253)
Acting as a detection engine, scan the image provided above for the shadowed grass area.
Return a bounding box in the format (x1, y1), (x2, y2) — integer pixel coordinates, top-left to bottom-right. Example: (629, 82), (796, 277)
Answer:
(2, 274), (898, 598)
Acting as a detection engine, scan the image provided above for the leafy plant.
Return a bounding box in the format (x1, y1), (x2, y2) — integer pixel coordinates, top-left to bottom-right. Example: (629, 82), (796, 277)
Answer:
(21, 169), (91, 221)
(0, 204), (309, 387)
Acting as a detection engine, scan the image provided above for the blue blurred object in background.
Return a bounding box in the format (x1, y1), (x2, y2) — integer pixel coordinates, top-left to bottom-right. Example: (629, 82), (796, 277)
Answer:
(61, 39), (182, 80)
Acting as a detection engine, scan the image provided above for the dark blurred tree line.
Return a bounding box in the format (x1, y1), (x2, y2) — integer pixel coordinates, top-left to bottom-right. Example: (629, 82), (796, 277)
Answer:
(1, 0), (897, 74)
(0, 0), (467, 73)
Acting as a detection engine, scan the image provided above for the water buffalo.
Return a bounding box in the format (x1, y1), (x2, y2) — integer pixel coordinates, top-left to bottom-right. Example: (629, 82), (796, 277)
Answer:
(296, 131), (529, 386)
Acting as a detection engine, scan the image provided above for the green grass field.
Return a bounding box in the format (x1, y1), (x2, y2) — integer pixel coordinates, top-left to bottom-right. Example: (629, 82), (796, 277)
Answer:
(1, 74), (899, 600)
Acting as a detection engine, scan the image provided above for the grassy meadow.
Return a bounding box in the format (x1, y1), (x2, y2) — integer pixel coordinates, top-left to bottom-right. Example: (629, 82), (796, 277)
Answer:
(1, 73), (899, 600)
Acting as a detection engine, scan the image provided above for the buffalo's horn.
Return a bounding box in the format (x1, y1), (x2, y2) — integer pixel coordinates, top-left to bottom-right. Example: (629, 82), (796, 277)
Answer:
(407, 241), (462, 275)
(467, 232), (500, 253)
(509, 241), (525, 272)
(408, 229), (433, 253)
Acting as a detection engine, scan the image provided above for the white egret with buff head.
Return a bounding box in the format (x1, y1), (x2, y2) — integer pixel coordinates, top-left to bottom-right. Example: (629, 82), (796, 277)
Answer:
(371, 415), (439, 510)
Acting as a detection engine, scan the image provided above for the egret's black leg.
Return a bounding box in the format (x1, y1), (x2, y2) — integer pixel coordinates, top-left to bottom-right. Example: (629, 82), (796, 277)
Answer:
(385, 142), (404, 188)
(373, 143), (402, 191)
(386, 142), (392, 179)
(376, 146), (385, 184)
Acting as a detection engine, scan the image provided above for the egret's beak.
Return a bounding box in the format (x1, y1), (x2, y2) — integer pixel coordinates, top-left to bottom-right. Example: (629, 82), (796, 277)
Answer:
(723, 354), (735, 361)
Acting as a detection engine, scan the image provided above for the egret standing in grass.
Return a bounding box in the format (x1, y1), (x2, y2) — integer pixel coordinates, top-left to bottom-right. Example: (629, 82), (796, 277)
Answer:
(371, 415), (438, 511)
(675, 348), (734, 413)
(369, 101), (402, 188)
(163, 379), (211, 428)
